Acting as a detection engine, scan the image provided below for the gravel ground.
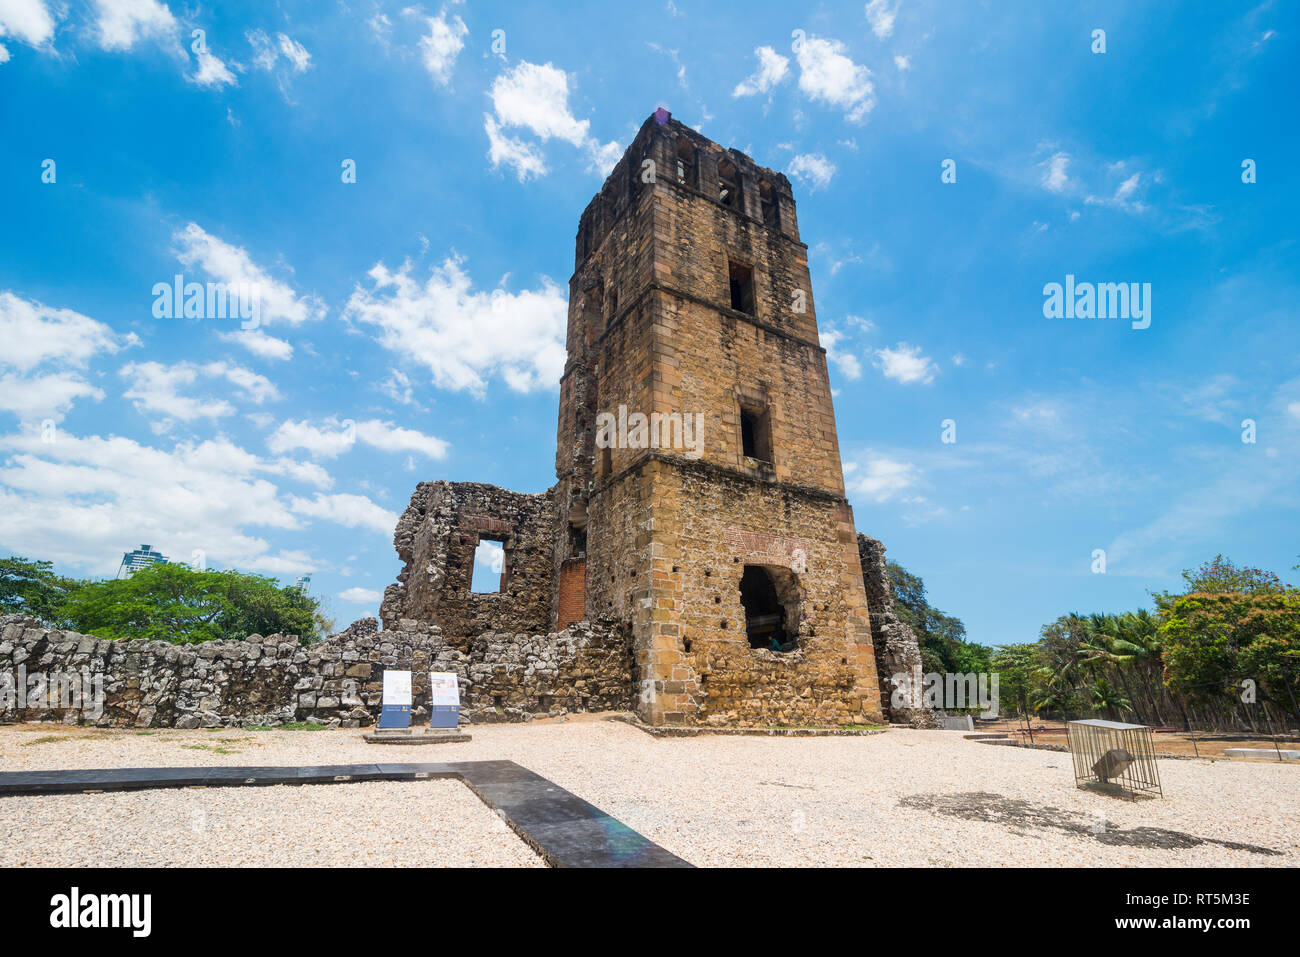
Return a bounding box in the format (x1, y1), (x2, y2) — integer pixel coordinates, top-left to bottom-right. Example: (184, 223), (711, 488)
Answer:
(1, 780), (543, 868)
(2, 718), (1296, 867)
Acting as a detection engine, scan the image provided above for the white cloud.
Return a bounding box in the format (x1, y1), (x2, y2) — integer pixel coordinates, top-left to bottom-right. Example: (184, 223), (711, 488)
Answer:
(0, 430), (317, 575)
(0, 44), (9, 62)
(355, 420), (448, 458)
(339, 586), (383, 603)
(844, 455), (917, 502)
(379, 368), (416, 406)
(344, 255), (566, 396)
(796, 36), (876, 123)
(288, 492), (398, 536)
(819, 327), (862, 380)
(0, 291), (137, 372)
(173, 222), (325, 325)
(0, 292), (137, 422)
(894, 54), (910, 71)
(0, 0), (57, 46)
(1041, 151), (1071, 193)
(209, 361), (278, 403)
(91, 0), (177, 52)
(490, 60), (589, 145)
(485, 60), (620, 178)
(217, 329), (294, 361)
(267, 417), (449, 460)
(418, 7), (467, 86)
(874, 342), (937, 385)
(1086, 170), (1148, 213)
(264, 457), (332, 489)
(120, 360), (278, 422)
(787, 153), (836, 190)
(0, 372), (103, 421)
(485, 114), (548, 181)
(865, 0), (899, 39)
(733, 46), (789, 97)
(189, 47), (236, 88)
(245, 29), (311, 99)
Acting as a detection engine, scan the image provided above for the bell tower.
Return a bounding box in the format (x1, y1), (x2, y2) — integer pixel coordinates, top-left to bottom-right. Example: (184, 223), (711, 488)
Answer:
(553, 109), (883, 727)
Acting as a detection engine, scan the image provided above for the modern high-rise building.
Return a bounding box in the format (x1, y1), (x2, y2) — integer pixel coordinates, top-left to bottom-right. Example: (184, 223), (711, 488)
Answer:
(116, 544), (168, 579)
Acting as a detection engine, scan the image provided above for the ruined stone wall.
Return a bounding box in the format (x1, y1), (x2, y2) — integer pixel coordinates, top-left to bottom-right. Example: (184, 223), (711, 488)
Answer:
(626, 458), (881, 727)
(857, 534), (941, 728)
(561, 114), (884, 728)
(0, 614), (632, 728)
(381, 481), (558, 643)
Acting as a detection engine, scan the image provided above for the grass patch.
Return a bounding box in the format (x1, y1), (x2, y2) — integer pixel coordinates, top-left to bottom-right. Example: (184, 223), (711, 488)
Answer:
(181, 743), (240, 755)
(20, 735), (64, 747)
(248, 721), (326, 732)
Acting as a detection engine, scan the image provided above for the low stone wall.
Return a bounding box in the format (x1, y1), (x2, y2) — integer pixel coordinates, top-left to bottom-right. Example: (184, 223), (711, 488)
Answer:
(0, 614), (633, 729)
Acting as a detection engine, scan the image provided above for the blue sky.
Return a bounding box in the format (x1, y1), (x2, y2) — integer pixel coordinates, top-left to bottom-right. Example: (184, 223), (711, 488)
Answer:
(1, 0), (1296, 645)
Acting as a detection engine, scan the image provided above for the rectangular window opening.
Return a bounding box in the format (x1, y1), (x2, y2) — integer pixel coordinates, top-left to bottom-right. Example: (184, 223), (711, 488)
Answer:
(739, 404), (772, 464)
(728, 260), (755, 314)
(718, 158), (741, 208)
(759, 180), (779, 227)
(470, 536), (507, 594)
(676, 137), (697, 188)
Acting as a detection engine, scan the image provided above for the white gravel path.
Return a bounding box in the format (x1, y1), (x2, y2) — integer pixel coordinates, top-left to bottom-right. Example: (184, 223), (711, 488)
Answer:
(1, 780), (542, 868)
(2, 719), (1296, 867)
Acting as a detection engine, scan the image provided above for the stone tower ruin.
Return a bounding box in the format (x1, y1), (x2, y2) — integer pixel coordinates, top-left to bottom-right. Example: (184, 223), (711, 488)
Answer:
(552, 109), (883, 727)
(383, 110), (894, 728)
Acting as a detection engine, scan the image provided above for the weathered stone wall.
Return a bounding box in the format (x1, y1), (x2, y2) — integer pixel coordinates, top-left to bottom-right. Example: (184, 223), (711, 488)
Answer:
(857, 534), (941, 728)
(381, 481), (558, 643)
(613, 457), (881, 727)
(559, 113), (883, 728)
(0, 614), (632, 728)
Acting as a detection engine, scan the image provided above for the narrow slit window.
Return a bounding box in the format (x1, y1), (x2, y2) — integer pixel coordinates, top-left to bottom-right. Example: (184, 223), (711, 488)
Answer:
(718, 158), (741, 208)
(759, 180), (779, 226)
(676, 137), (697, 187)
(739, 404), (772, 464)
(728, 260), (755, 314)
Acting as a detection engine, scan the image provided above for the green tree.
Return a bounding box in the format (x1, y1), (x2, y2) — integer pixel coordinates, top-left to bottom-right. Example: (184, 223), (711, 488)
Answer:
(989, 643), (1037, 720)
(1161, 589), (1300, 722)
(0, 556), (83, 622)
(54, 562), (323, 644)
(886, 560), (983, 676)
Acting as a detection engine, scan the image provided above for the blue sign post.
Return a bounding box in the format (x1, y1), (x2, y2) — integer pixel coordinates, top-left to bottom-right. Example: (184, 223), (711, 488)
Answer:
(377, 670), (412, 730)
(429, 672), (460, 729)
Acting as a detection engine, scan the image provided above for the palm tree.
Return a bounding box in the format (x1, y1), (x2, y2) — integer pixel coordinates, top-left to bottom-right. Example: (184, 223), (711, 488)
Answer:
(1092, 678), (1131, 721)
(1097, 610), (1171, 725)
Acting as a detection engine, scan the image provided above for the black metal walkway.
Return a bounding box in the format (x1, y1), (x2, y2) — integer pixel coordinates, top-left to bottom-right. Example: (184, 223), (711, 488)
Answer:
(0, 760), (691, 868)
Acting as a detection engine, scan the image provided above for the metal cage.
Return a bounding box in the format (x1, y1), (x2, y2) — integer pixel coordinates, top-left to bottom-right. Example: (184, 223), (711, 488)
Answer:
(1065, 719), (1163, 799)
